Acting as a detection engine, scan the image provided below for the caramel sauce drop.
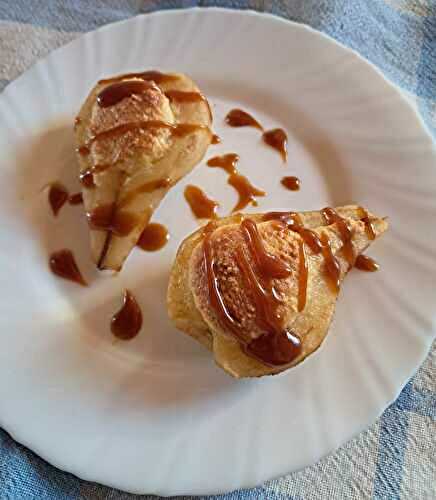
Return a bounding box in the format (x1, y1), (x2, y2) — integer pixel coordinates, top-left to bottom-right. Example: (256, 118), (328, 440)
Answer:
(79, 170), (95, 189)
(49, 249), (87, 286)
(355, 254), (379, 272)
(87, 204), (139, 236)
(211, 134), (221, 144)
(225, 109), (263, 130)
(262, 128), (288, 162)
(77, 145), (90, 156)
(68, 192), (83, 205)
(111, 290), (142, 340)
(98, 70), (179, 85)
(48, 183), (69, 216)
(137, 223), (169, 251)
(97, 80), (154, 107)
(118, 177), (171, 209)
(207, 153), (239, 174)
(184, 185), (219, 219)
(281, 176), (300, 191)
(228, 173), (266, 212)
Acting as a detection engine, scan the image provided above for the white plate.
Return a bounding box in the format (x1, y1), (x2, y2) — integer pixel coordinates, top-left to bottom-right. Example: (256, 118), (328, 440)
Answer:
(0, 8), (435, 496)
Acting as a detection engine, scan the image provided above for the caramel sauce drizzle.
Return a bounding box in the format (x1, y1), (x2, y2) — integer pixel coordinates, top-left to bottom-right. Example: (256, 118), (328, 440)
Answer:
(360, 208), (376, 240)
(49, 249), (87, 286)
(297, 241), (308, 312)
(111, 290), (142, 340)
(241, 219), (291, 279)
(164, 90), (207, 104)
(118, 177), (171, 209)
(137, 223), (169, 252)
(48, 183), (69, 216)
(164, 90), (213, 122)
(225, 109), (263, 130)
(87, 203), (139, 237)
(98, 70), (179, 86)
(264, 211), (341, 292)
(97, 80), (155, 107)
(203, 227), (243, 339)
(320, 232), (341, 292)
(83, 120), (209, 149)
(281, 176), (300, 191)
(184, 185), (219, 219)
(202, 219), (301, 367)
(321, 207), (355, 266)
(355, 254), (379, 272)
(263, 212), (323, 254)
(262, 128), (288, 162)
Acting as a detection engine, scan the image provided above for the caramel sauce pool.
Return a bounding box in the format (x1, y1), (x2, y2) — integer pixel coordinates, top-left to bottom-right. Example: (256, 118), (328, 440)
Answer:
(111, 290), (142, 340)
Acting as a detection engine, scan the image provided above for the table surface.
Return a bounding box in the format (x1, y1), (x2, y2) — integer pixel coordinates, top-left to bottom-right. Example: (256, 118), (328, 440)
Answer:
(0, 1), (435, 499)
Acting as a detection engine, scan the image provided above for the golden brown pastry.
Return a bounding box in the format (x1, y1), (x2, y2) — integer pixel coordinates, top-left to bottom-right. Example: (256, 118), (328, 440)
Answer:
(75, 71), (212, 271)
(167, 205), (388, 378)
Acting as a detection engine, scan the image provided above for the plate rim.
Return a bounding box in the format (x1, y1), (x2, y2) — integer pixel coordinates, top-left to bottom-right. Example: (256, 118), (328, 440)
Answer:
(0, 7), (435, 496)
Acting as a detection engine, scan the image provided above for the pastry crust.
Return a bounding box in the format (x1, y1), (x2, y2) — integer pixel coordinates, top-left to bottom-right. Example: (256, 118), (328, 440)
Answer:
(75, 72), (212, 271)
(167, 206), (388, 378)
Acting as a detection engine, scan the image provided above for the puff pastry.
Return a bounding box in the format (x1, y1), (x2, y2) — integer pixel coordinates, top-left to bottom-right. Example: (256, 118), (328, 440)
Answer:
(75, 71), (212, 271)
(167, 205), (388, 378)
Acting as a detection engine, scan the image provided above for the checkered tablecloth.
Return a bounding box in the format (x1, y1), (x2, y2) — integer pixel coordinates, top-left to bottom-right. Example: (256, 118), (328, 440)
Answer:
(0, 1), (435, 499)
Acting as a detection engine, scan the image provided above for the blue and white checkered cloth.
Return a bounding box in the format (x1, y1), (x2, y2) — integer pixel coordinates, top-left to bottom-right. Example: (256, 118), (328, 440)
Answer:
(0, 1), (435, 498)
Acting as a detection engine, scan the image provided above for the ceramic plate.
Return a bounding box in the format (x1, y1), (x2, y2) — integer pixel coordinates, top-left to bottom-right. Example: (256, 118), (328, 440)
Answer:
(0, 8), (435, 496)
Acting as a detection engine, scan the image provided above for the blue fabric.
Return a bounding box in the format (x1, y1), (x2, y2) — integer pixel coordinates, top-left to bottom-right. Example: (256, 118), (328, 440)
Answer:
(0, 1), (435, 498)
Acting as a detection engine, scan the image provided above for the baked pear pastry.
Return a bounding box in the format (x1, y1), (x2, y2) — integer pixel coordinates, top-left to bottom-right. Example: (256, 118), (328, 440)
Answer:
(75, 71), (212, 271)
(167, 205), (388, 378)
